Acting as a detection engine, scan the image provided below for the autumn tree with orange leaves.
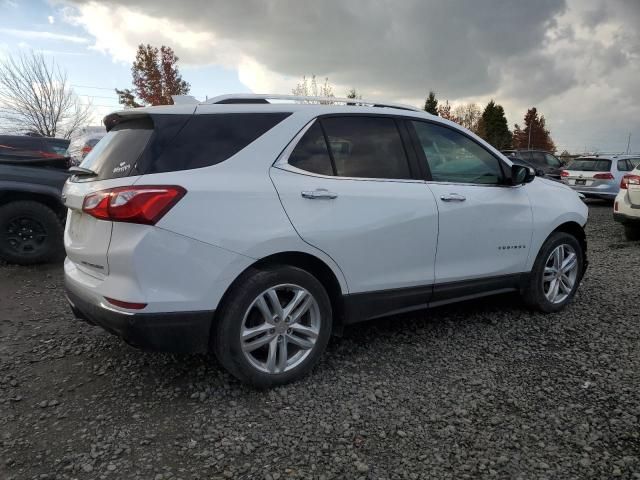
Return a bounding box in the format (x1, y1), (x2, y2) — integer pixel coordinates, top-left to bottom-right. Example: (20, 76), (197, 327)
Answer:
(116, 44), (190, 108)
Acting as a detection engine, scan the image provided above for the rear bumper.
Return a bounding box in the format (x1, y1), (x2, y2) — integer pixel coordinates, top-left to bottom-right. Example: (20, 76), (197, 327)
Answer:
(566, 183), (618, 199)
(65, 280), (214, 353)
(613, 212), (640, 226)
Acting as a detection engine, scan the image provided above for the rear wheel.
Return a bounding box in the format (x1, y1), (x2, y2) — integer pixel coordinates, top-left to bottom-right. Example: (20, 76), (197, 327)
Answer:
(522, 232), (584, 313)
(624, 225), (640, 241)
(213, 266), (332, 388)
(0, 201), (63, 265)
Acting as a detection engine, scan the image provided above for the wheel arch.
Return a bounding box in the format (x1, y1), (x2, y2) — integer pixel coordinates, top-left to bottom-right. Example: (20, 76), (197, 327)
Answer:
(217, 251), (347, 335)
(0, 190), (66, 220)
(549, 221), (588, 277)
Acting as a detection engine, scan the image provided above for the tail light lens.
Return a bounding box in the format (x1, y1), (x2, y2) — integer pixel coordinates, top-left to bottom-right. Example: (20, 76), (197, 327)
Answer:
(593, 172), (614, 180)
(560, 170), (569, 178)
(81, 146), (93, 155)
(82, 186), (186, 225)
(621, 174), (640, 189)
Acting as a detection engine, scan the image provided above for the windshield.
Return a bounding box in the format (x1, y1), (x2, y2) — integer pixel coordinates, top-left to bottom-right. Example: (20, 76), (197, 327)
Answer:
(568, 158), (611, 172)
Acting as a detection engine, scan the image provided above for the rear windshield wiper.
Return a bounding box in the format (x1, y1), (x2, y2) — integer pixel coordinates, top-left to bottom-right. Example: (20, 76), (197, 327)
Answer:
(68, 166), (97, 177)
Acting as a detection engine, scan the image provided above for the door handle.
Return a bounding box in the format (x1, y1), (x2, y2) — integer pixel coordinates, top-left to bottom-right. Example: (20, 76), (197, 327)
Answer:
(301, 189), (338, 200)
(440, 193), (466, 202)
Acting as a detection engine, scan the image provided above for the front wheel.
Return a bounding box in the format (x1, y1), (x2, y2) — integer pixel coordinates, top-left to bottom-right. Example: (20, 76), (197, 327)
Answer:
(213, 266), (332, 388)
(522, 232), (584, 313)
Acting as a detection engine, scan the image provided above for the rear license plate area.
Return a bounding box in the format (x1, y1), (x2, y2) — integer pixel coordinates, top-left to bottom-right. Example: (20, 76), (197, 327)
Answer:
(575, 179), (586, 186)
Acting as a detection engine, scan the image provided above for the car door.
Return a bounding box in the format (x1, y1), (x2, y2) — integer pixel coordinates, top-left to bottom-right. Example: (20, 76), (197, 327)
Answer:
(270, 115), (439, 305)
(407, 120), (532, 290)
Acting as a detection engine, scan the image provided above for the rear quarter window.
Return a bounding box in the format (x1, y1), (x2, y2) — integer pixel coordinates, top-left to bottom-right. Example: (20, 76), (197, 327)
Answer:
(148, 113), (291, 174)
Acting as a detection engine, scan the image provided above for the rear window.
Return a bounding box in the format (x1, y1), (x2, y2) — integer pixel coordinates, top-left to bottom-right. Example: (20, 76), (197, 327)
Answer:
(568, 158), (612, 172)
(78, 113), (290, 181)
(80, 118), (154, 180)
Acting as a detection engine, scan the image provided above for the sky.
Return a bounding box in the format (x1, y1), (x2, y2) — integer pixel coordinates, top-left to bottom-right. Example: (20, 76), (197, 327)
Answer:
(0, 0), (638, 153)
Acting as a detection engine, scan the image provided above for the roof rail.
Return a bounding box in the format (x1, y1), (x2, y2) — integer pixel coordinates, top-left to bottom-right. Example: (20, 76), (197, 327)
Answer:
(204, 93), (422, 112)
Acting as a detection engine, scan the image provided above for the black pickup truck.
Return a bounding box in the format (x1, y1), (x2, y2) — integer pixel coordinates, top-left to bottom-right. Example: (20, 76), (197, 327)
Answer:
(0, 135), (71, 265)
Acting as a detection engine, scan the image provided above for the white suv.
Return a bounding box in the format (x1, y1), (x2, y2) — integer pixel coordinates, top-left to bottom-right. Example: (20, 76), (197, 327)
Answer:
(614, 162), (640, 240)
(63, 94), (589, 387)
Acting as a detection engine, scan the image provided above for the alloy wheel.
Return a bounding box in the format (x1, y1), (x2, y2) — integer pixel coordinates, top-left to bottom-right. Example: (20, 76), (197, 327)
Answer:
(240, 284), (321, 374)
(542, 244), (579, 304)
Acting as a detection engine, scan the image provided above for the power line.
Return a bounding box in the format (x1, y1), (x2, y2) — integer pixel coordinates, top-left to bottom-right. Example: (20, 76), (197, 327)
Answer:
(71, 84), (116, 91)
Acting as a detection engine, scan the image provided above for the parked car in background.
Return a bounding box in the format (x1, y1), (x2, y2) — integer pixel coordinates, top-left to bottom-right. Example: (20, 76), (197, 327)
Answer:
(0, 135), (70, 168)
(0, 141), (70, 264)
(561, 155), (635, 201)
(614, 163), (640, 240)
(501, 149), (564, 180)
(63, 94), (588, 388)
(66, 128), (106, 166)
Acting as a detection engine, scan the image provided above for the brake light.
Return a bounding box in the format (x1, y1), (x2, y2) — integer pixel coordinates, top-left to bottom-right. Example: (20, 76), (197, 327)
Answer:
(105, 297), (147, 310)
(81, 146), (92, 155)
(561, 170), (569, 177)
(593, 172), (614, 180)
(621, 174), (640, 189)
(82, 186), (186, 225)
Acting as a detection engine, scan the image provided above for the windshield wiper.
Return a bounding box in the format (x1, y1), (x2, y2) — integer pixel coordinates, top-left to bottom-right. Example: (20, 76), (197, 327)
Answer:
(68, 166), (97, 177)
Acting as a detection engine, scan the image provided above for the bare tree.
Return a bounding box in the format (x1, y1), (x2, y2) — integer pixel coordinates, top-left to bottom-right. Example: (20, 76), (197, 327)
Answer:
(0, 51), (91, 139)
(292, 75), (334, 102)
(452, 103), (482, 133)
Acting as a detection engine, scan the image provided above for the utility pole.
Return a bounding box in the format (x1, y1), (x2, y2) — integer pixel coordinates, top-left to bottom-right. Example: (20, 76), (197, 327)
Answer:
(626, 133), (631, 154)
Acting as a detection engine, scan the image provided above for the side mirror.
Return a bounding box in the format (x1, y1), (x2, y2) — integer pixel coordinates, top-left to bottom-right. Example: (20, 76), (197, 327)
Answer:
(511, 164), (536, 185)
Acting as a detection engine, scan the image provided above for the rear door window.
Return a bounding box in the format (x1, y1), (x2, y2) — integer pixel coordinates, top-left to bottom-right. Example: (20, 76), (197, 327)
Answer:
(288, 122), (334, 176)
(530, 151), (546, 166)
(320, 116), (412, 179)
(544, 153), (561, 167)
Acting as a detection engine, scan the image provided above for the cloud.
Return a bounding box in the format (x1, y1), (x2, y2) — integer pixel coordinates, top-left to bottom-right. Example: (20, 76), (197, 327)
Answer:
(62, 0), (640, 152)
(48, 15), (55, 24)
(0, 28), (89, 44)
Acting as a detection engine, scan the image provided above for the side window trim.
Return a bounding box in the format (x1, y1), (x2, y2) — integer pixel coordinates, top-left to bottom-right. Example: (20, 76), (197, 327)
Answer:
(316, 119), (338, 176)
(406, 119), (509, 186)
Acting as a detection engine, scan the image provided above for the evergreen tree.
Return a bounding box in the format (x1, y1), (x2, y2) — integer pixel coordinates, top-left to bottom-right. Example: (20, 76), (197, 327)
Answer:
(477, 100), (512, 149)
(423, 91), (438, 115)
(512, 107), (556, 152)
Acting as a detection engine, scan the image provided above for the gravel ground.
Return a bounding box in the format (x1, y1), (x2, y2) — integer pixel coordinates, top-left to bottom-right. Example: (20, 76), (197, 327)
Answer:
(1, 201), (639, 480)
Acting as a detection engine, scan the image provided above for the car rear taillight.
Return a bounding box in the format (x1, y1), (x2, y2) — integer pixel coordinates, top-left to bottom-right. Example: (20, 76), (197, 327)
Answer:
(82, 186), (186, 225)
(561, 170), (569, 177)
(81, 146), (92, 155)
(593, 172), (614, 180)
(620, 174), (640, 190)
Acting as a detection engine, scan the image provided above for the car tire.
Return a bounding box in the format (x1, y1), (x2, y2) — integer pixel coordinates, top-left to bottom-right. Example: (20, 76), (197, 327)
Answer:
(0, 201), (64, 265)
(213, 265), (332, 388)
(522, 232), (584, 313)
(623, 225), (640, 241)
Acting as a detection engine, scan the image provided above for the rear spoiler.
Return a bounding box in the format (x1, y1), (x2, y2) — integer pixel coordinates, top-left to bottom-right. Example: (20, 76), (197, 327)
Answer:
(103, 112), (152, 132)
